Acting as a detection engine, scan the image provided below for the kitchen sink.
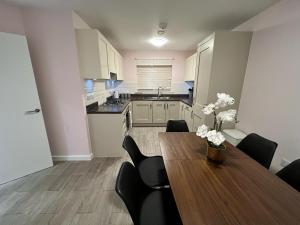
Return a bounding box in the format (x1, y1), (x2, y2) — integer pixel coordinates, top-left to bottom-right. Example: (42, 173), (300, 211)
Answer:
(147, 96), (171, 100)
(158, 96), (171, 100)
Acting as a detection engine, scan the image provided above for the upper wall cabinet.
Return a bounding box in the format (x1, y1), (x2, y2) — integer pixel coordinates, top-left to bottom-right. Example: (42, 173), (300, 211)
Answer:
(107, 44), (117, 75)
(115, 50), (124, 80)
(75, 29), (110, 80)
(75, 28), (123, 80)
(184, 53), (197, 81)
(193, 31), (252, 128)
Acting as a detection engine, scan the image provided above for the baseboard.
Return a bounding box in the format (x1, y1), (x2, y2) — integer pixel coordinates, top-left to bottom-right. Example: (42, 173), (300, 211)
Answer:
(52, 153), (94, 161)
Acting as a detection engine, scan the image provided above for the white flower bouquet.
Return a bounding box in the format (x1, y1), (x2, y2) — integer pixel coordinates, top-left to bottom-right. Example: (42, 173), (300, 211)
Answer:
(196, 93), (238, 150)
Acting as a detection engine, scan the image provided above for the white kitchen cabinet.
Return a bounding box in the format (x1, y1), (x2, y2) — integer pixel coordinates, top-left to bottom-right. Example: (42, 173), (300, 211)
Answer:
(152, 101), (180, 124)
(107, 44), (117, 75)
(192, 113), (203, 132)
(179, 102), (185, 120)
(115, 51), (124, 80)
(132, 101), (153, 124)
(193, 31), (252, 128)
(153, 101), (166, 123)
(88, 103), (130, 157)
(184, 53), (197, 81)
(166, 101), (180, 120)
(183, 104), (193, 131)
(75, 29), (110, 79)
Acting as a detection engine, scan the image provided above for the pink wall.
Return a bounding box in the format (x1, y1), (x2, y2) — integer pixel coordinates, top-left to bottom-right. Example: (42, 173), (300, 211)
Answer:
(0, 3), (25, 35)
(235, 0), (300, 171)
(0, 3), (91, 157)
(122, 50), (193, 82)
(21, 8), (91, 157)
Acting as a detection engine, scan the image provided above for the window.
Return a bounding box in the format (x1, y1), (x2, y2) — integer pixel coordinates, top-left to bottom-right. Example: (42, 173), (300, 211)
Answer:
(137, 65), (172, 90)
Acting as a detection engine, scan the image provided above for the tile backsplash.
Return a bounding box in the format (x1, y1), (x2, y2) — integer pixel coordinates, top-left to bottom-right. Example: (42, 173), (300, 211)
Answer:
(114, 81), (193, 94)
(84, 80), (112, 105)
(83, 79), (193, 105)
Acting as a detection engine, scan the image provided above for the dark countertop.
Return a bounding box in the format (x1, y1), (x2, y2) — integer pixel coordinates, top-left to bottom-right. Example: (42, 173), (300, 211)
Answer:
(86, 94), (193, 114)
(86, 100), (130, 114)
(181, 98), (193, 107)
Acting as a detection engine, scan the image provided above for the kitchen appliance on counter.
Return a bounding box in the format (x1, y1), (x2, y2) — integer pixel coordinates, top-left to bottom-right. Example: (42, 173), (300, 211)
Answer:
(188, 88), (193, 99)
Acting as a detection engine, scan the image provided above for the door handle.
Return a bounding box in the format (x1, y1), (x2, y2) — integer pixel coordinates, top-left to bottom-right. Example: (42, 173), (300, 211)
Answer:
(25, 108), (40, 114)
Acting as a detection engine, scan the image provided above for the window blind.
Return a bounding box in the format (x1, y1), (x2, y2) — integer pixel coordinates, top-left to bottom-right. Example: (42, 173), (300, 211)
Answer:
(137, 65), (172, 90)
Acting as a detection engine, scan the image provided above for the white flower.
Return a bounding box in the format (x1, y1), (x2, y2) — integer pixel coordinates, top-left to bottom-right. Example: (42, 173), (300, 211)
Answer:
(202, 103), (215, 115)
(196, 125), (208, 138)
(215, 93), (235, 108)
(217, 109), (237, 122)
(206, 130), (225, 146)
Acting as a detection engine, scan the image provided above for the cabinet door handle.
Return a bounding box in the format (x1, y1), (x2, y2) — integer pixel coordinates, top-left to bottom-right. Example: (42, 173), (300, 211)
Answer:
(150, 104), (152, 109)
(167, 104), (168, 110)
(164, 103), (166, 110)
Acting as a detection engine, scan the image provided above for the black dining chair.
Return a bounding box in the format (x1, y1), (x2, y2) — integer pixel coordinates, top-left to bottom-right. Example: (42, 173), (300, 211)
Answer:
(276, 159), (300, 192)
(166, 120), (189, 132)
(237, 133), (277, 169)
(115, 162), (182, 225)
(122, 135), (169, 188)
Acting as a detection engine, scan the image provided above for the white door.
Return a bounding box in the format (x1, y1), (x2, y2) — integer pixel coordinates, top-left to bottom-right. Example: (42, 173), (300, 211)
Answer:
(132, 101), (153, 124)
(183, 105), (193, 131)
(107, 45), (117, 74)
(0, 32), (53, 184)
(153, 101), (166, 123)
(166, 102), (180, 121)
(193, 38), (214, 117)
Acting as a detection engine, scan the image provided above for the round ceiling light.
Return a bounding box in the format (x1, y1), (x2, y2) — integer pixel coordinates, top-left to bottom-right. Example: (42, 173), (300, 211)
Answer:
(149, 36), (169, 47)
(149, 22), (168, 47)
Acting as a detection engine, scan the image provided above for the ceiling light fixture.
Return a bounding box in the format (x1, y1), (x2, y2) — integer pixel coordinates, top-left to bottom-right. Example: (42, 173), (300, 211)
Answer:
(149, 23), (169, 47)
(149, 36), (168, 47)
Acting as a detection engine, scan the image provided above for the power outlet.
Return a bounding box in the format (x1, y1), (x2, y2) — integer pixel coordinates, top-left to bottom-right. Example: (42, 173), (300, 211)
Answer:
(280, 158), (290, 168)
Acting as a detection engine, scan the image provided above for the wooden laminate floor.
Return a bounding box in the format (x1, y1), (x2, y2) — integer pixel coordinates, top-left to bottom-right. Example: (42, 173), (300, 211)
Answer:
(0, 127), (165, 225)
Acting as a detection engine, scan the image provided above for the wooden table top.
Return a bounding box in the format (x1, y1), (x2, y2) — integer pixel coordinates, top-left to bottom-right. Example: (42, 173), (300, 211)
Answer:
(159, 132), (300, 225)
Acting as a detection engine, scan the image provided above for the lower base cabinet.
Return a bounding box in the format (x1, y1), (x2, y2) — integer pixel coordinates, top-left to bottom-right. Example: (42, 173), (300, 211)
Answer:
(183, 104), (193, 131)
(133, 101), (180, 126)
(132, 101), (153, 124)
(152, 101), (166, 123)
(88, 104), (130, 157)
(192, 113), (203, 132)
(166, 102), (180, 121)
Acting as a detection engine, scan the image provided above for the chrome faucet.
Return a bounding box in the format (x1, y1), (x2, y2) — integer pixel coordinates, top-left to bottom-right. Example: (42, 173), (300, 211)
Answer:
(157, 87), (163, 98)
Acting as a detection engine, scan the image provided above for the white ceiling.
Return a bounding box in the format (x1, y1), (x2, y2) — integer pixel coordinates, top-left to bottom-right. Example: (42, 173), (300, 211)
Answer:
(6, 0), (279, 50)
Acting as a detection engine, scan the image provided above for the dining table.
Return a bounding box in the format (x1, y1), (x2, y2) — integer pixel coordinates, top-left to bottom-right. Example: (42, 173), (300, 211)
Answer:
(158, 132), (300, 225)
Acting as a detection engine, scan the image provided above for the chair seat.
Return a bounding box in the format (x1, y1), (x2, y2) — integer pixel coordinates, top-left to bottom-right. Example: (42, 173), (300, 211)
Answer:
(138, 156), (169, 187)
(140, 189), (182, 225)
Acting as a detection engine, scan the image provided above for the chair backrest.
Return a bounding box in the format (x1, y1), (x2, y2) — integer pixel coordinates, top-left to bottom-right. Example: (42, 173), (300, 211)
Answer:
(237, 133), (277, 169)
(115, 162), (148, 225)
(166, 120), (189, 132)
(276, 159), (300, 192)
(122, 135), (146, 167)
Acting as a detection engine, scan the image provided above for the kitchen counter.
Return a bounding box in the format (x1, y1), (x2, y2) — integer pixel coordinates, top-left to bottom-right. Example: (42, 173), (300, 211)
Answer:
(86, 94), (193, 114)
(130, 94), (193, 106)
(86, 100), (130, 114)
(180, 98), (193, 107)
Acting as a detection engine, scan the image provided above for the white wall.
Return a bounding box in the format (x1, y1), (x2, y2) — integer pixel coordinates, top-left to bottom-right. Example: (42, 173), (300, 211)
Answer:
(235, 0), (300, 171)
